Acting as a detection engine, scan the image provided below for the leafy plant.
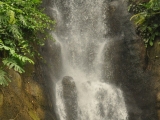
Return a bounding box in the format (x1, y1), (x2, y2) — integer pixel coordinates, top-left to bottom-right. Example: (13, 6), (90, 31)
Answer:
(2, 58), (25, 73)
(0, 0), (55, 86)
(129, 0), (160, 47)
(0, 69), (11, 86)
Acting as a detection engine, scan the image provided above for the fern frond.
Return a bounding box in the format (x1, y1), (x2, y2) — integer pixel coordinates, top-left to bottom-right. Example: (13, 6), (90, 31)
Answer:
(130, 12), (147, 26)
(0, 15), (8, 24)
(19, 15), (27, 26)
(2, 58), (25, 73)
(14, 54), (34, 64)
(7, 10), (16, 24)
(0, 69), (11, 86)
(0, 40), (34, 64)
(9, 24), (22, 39)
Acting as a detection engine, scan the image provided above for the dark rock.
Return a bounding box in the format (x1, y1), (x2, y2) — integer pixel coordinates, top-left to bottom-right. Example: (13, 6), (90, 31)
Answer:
(105, 0), (157, 120)
(62, 76), (78, 120)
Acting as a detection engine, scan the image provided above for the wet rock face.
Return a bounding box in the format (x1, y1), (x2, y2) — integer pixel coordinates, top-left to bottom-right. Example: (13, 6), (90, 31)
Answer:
(148, 39), (160, 120)
(62, 76), (78, 120)
(105, 0), (158, 120)
(0, 67), (56, 120)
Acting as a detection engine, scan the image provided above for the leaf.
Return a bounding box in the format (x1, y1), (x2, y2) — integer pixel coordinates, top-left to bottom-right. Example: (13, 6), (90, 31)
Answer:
(153, 24), (158, 28)
(0, 40), (34, 64)
(32, 0), (41, 4)
(0, 1), (4, 5)
(14, 55), (34, 64)
(147, 26), (152, 32)
(0, 69), (11, 86)
(2, 58), (25, 73)
(9, 24), (22, 39)
(19, 15), (27, 26)
(0, 15), (8, 24)
(7, 10), (16, 24)
(149, 40), (153, 46)
(140, 25), (147, 32)
(130, 12), (147, 26)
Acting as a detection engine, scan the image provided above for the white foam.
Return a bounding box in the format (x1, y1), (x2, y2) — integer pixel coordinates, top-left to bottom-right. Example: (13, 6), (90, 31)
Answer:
(53, 0), (128, 119)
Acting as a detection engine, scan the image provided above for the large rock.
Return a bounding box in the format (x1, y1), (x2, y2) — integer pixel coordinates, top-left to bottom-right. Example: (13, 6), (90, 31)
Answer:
(0, 66), (56, 120)
(62, 76), (78, 120)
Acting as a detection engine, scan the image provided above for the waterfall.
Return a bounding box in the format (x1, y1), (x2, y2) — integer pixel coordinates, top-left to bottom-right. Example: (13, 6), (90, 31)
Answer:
(51, 0), (128, 119)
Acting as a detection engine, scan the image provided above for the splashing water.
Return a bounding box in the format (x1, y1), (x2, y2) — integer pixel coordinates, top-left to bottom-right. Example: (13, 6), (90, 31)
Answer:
(52, 0), (128, 119)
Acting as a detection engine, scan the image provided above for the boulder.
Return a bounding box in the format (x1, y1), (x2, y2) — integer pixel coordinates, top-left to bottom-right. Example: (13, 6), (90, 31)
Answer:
(62, 76), (78, 120)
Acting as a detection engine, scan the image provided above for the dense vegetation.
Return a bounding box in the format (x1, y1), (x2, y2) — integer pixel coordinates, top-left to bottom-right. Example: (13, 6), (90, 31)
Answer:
(0, 0), (55, 86)
(129, 0), (160, 47)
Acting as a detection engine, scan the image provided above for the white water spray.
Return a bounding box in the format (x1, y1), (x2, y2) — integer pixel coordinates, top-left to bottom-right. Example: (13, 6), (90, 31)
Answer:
(52, 0), (128, 119)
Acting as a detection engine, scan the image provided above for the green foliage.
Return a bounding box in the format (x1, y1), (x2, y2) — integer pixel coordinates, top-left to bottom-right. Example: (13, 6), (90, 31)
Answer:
(2, 58), (25, 73)
(0, 69), (11, 86)
(0, 0), (55, 86)
(129, 0), (160, 47)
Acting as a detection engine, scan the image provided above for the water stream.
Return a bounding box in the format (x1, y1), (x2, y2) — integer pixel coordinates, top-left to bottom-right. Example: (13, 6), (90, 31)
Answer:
(51, 0), (128, 119)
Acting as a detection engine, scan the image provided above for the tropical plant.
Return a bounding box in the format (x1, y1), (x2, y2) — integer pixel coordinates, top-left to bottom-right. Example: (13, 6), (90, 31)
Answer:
(0, 0), (55, 86)
(129, 0), (160, 47)
(0, 69), (10, 86)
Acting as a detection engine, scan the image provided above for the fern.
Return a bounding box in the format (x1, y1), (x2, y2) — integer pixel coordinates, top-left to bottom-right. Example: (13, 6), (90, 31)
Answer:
(0, 15), (7, 24)
(19, 15), (27, 26)
(0, 69), (11, 86)
(2, 58), (25, 73)
(130, 12), (147, 26)
(9, 24), (22, 39)
(0, 0), (55, 86)
(0, 40), (34, 64)
(7, 10), (16, 24)
(14, 54), (34, 64)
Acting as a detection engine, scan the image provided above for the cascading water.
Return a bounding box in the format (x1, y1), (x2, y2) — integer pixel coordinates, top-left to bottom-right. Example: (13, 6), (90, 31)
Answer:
(52, 0), (128, 120)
